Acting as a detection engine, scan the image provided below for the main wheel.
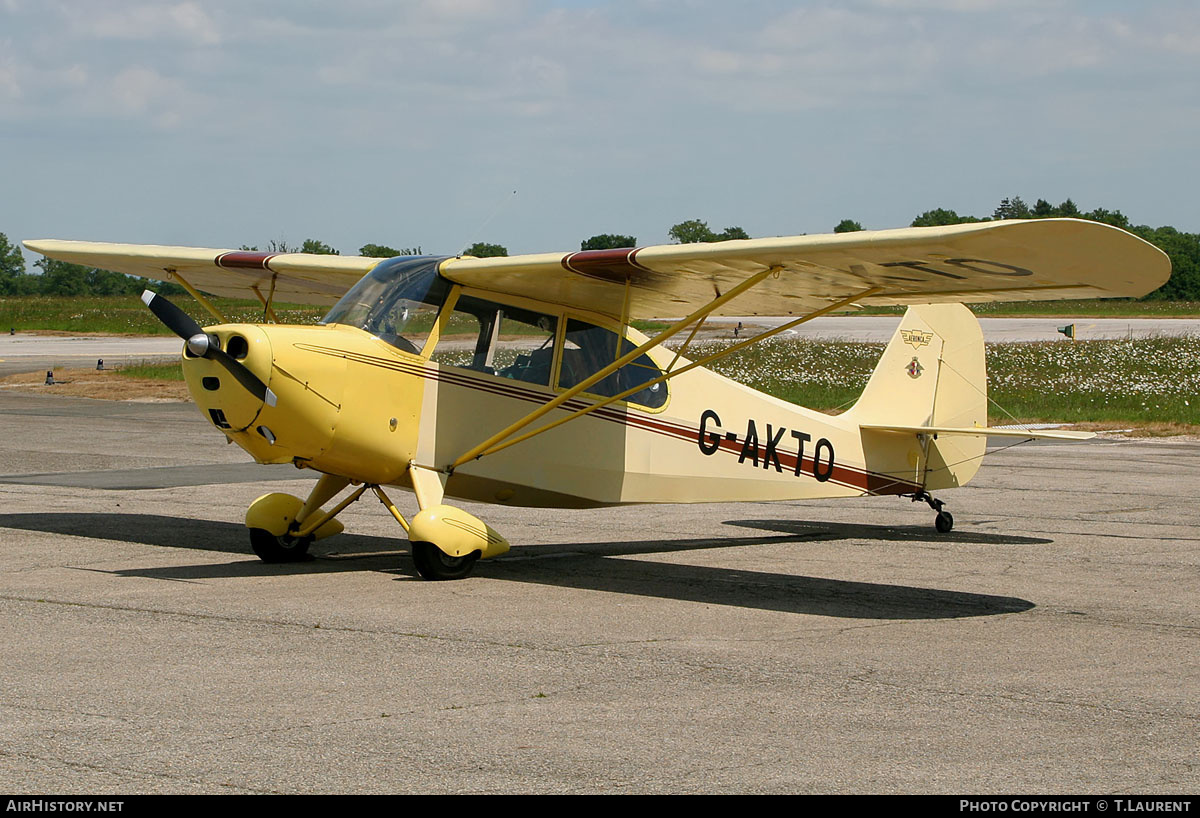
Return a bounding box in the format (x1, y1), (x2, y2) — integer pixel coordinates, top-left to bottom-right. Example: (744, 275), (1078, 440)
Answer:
(249, 527), (313, 562)
(411, 541), (479, 581)
(934, 510), (954, 533)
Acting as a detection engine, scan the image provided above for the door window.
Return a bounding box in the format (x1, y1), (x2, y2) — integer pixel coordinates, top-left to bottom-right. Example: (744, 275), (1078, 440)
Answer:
(557, 319), (667, 408)
(431, 294), (559, 387)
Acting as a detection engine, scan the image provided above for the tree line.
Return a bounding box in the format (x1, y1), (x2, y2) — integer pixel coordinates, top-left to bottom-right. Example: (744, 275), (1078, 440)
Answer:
(3, 198), (1197, 299)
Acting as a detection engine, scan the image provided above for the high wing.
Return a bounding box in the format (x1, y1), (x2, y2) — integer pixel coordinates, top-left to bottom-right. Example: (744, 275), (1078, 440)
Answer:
(25, 218), (1170, 318)
(21, 240), (382, 305)
(439, 219), (1171, 319)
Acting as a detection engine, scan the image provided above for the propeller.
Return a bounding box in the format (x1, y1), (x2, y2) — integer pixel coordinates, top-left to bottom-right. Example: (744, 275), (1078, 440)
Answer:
(142, 290), (277, 407)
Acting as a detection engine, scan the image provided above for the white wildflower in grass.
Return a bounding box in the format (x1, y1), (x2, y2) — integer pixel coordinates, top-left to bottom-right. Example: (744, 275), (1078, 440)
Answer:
(679, 336), (1200, 425)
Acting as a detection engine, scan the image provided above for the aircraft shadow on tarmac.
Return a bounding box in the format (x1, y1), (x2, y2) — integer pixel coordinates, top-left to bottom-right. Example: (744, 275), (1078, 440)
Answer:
(0, 512), (1036, 620)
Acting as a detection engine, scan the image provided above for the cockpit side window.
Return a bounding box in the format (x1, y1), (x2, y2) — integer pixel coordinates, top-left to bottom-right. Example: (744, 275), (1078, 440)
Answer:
(321, 256), (451, 355)
(430, 293), (559, 387)
(558, 318), (667, 409)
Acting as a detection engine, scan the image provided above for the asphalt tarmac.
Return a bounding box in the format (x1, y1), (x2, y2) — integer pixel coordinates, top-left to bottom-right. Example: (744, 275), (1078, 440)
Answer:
(0, 391), (1196, 794)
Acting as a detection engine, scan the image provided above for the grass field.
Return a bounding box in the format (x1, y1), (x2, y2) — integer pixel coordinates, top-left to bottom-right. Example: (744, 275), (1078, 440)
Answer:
(115, 335), (1200, 428)
(117, 361), (184, 380)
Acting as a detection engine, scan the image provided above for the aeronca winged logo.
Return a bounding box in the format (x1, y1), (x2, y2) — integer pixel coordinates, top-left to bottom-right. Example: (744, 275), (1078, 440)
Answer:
(901, 329), (933, 349)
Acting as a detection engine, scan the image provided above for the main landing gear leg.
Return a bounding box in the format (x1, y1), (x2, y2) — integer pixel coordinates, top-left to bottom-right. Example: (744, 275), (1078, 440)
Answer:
(242, 469), (509, 580)
(907, 490), (954, 533)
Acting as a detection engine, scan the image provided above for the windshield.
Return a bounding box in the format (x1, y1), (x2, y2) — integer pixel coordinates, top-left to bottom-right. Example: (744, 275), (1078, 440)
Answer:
(322, 256), (452, 354)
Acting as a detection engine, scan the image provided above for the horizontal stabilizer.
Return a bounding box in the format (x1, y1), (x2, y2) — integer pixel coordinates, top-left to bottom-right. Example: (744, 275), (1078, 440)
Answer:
(859, 423), (1095, 441)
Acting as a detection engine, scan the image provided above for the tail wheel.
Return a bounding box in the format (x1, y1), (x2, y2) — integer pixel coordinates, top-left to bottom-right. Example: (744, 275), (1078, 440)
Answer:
(411, 541), (479, 581)
(249, 528), (313, 562)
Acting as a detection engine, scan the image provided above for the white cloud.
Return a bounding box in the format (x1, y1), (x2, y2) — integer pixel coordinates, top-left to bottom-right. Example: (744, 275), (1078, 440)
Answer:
(0, 56), (20, 100)
(2, 0), (1199, 252)
(863, 0), (1024, 10)
(57, 1), (220, 45)
(109, 65), (179, 117)
(417, 0), (514, 21)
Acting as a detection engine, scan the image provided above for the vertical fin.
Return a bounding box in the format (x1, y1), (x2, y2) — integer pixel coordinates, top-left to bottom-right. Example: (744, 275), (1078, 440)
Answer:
(847, 304), (987, 490)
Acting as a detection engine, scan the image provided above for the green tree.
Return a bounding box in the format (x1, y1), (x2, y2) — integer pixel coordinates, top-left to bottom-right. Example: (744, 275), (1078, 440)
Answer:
(910, 208), (984, 227)
(1083, 208), (1130, 230)
(581, 234), (637, 251)
(300, 239), (339, 255)
(833, 219), (863, 234)
(669, 219), (714, 244)
(463, 242), (507, 258)
(34, 257), (91, 295)
(359, 243), (422, 258)
(1131, 225), (1200, 300)
(669, 220), (749, 243)
(0, 233), (27, 295)
(239, 239), (299, 254)
(993, 196), (1031, 220)
(1031, 199), (1057, 218)
(84, 267), (141, 296)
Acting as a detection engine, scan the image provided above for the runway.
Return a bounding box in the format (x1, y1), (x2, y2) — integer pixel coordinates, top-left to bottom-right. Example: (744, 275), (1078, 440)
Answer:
(0, 391), (1196, 793)
(0, 334), (180, 377)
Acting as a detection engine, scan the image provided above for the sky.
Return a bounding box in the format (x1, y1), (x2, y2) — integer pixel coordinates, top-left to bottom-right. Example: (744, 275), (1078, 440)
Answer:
(2, 0), (1198, 258)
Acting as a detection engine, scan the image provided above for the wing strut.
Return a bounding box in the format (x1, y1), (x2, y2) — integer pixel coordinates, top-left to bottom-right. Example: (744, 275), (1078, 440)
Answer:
(167, 269), (227, 324)
(450, 285), (883, 468)
(251, 275), (280, 323)
(448, 266), (786, 470)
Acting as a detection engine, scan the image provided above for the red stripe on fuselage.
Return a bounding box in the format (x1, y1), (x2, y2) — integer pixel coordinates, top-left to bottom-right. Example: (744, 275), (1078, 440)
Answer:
(292, 343), (921, 496)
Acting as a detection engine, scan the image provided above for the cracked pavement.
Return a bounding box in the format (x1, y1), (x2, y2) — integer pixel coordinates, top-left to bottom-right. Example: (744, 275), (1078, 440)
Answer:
(0, 392), (1196, 793)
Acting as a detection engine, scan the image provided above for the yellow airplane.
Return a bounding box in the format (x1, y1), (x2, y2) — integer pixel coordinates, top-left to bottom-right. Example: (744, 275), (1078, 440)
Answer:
(24, 219), (1170, 579)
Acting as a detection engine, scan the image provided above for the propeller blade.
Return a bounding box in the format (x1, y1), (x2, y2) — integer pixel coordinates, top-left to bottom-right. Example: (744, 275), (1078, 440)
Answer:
(141, 290), (203, 340)
(209, 346), (278, 408)
(141, 290), (278, 408)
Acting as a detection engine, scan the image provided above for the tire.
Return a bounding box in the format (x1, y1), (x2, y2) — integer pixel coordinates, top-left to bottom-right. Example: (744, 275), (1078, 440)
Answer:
(935, 511), (954, 533)
(411, 541), (479, 581)
(249, 527), (313, 562)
